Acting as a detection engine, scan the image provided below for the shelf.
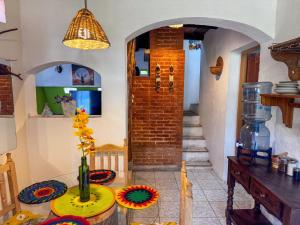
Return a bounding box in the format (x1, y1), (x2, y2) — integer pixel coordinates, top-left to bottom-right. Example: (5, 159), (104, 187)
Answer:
(269, 37), (300, 81)
(210, 56), (223, 76)
(260, 93), (300, 128)
(230, 209), (272, 225)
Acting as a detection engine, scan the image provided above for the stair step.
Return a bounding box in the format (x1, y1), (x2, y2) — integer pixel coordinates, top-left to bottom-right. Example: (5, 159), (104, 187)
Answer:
(183, 151), (209, 161)
(183, 138), (206, 148)
(183, 123), (202, 127)
(186, 160), (212, 168)
(183, 146), (208, 152)
(183, 126), (203, 136)
(183, 135), (205, 140)
(183, 111), (198, 116)
(183, 115), (201, 125)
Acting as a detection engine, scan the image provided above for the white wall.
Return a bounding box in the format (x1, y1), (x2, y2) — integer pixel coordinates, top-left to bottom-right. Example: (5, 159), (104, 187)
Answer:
(259, 2), (300, 224)
(184, 40), (201, 110)
(0, 0), (31, 190)
(16, 0), (276, 184)
(199, 29), (253, 178)
(36, 64), (101, 87)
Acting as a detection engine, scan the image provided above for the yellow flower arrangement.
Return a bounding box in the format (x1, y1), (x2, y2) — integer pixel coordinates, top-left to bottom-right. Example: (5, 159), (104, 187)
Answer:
(73, 108), (96, 156)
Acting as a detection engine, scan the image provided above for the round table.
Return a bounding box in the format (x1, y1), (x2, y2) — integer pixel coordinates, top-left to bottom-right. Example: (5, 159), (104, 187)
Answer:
(49, 185), (117, 225)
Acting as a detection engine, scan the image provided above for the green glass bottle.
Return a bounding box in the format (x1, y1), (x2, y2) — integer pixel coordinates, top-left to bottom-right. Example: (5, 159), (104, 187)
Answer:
(79, 156), (90, 202)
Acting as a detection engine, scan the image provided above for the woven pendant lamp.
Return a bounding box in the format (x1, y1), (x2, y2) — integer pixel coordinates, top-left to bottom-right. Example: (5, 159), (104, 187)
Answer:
(63, 0), (110, 50)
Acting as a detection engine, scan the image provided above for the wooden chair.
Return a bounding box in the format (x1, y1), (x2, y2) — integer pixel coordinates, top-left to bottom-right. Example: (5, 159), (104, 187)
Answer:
(179, 161), (193, 225)
(89, 139), (132, 187)
(0, 153), (20, 220)
(131, 161), (193, 225)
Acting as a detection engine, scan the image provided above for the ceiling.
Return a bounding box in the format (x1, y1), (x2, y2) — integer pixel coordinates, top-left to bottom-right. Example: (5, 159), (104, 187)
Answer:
(135, 25), (218, 50)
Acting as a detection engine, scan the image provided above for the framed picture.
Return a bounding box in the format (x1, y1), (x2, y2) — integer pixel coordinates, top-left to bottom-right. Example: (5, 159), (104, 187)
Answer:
(72, 65), (94, 85)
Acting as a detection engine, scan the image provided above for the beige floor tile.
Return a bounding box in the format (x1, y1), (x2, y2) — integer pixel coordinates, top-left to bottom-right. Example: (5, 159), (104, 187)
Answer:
(158, 190), (179, 202)
(129, 216), (159, 224)
(193, 201), (216, 218)
(218, 218), (227, 225)
(204, 190), (227, 201)
(156, 179), (179, 190)
(155, 171), (176, 180)
(192, 217), (221, 225)
(234, 200), (254, 209)
(197, 179), (224, 190)
(134, 178), (156, 187)
(159, 217), (179, 224)
(132, 204), (159, 218)
(209, 201), (227, 218)
(192, 189), (207, 201)
(233, 190), (253, 201)
(135, 171), (156, 180)
(194, 171), (217, 180)
(159, 201), (180, 218)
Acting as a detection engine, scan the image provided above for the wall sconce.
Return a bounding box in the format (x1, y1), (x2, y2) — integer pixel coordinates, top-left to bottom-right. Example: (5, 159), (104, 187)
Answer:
(210, 56), (223, 80)
(155, 64), (161, 92)
(169, 65), (174, 93)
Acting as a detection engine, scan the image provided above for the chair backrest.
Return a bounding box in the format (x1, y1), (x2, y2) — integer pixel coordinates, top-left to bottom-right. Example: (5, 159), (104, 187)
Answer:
(89, 140), (128, 183)
(0, 153), (20, 218)
(179, 161), (193, 225)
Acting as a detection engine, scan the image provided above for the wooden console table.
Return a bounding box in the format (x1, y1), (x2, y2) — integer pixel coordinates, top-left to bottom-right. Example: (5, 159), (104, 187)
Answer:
(226, 156), (300, 225)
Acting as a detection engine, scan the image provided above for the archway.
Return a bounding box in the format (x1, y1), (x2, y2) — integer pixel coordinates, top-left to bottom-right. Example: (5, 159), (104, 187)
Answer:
(126, 18), (272, 172)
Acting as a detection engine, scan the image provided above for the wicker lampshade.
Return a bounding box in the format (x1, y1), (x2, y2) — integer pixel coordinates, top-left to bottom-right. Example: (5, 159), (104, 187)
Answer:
(63, 8), (110, 50)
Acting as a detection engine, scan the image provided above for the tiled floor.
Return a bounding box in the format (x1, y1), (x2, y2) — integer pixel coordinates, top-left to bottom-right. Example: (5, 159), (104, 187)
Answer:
(129, 168), (254, 225)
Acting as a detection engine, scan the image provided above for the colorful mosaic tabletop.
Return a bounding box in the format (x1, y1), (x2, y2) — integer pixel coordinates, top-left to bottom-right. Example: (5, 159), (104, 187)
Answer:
(89, 169), (116, 185)
(40, 215), (90, 225)
(18, 180), (67, 204)
(115, 185), (159, 209)
(51, 184), (115, 218)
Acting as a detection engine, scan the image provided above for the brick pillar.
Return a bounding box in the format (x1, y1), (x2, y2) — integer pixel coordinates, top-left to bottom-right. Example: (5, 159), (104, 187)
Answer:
(131, 27), (185, 166)
(0, 75), (14, 115)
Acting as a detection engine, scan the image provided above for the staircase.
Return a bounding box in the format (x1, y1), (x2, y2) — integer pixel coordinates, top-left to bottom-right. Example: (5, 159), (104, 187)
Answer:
(183, 104), (212, 169)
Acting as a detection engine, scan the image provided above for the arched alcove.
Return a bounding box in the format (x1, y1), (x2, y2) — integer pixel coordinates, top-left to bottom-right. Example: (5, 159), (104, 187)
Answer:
(28, 62), (102, 116)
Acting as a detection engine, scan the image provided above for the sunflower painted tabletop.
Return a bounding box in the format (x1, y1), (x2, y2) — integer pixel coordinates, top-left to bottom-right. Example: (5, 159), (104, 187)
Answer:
(115, 185), (159, 209)
(51, 184), (115, 218)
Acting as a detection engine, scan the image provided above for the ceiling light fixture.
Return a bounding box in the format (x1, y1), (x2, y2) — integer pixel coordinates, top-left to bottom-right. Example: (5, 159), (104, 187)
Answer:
(168, 24), (184, 29)
(63, 0), (110, 50)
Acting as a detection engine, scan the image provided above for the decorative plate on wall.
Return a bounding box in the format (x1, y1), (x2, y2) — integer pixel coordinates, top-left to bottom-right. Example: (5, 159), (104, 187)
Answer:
(89, 169), (116, 185)
(40, 215), (90, 225)
(115, 185), (159, 209)
(18, 180), (67, 204)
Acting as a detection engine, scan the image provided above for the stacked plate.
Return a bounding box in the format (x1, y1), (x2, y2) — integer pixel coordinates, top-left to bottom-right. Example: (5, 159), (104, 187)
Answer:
(274, 81), (300, 94)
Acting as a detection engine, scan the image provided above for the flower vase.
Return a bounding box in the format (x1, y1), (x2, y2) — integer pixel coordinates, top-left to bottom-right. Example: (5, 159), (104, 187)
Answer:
(79, 156), (90, 202)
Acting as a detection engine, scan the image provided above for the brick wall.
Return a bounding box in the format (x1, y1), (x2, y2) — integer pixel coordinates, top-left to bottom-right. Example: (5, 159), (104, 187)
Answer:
(0, 75), (14, 115)
(131, 27), (184, 166)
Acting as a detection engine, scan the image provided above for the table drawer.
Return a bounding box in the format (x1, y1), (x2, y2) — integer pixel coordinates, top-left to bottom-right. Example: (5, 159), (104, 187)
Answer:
(250, 179), (282, 219)
(230, 163), (250, 191)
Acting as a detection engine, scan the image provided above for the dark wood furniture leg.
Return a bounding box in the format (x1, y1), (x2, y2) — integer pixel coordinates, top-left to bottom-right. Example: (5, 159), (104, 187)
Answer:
(226, 165), (235, 225)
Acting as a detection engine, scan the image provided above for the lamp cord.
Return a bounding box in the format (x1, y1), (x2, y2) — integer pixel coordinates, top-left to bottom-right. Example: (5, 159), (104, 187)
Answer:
(84, 0), (87, 8)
